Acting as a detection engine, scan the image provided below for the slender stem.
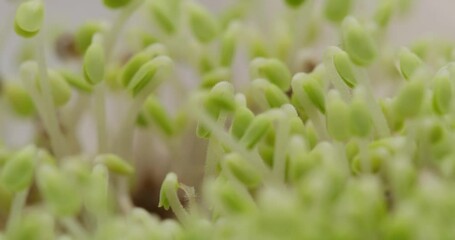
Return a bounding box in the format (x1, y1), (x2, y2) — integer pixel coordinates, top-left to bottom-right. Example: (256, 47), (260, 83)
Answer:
(179, 184), (197, 216)
(114, 57), (170, 158)
(323, 51), (351, 101)
(94, 84), (108, 153)
(61, 217), (88, 240)
(114, 93), (145, 159)
(35, 33), (67, 158)
(165, 187), (189, 223)
(62, 94), (90, 154)
(104, 0), (145, 59)
(5, 189), (29, 234)
(116, 178), (133, 213)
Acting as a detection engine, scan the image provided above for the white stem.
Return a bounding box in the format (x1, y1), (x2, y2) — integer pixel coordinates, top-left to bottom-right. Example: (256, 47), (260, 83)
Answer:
(323, 52), (351, 101)
(94, 84), (108, 153)
(104, 0), (145, 59)
(35, 33), (67, 158)
(5, 189), (29, 234)
(165, 187), (189, 223)
(116, 177), (133, 213)
(114, 57), (170, 158)
(63, 94), (90, 154)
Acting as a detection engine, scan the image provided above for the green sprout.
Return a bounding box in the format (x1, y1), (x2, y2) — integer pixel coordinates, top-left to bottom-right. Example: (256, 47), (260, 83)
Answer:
(1, 0), (455, 239)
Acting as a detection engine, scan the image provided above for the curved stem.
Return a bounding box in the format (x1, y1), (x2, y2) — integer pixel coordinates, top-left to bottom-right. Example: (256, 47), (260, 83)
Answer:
(104, 0), (145, 59)
(323, 51), (352, 101)
(165, 187), (189, 223)
(35, 33), (67, 158)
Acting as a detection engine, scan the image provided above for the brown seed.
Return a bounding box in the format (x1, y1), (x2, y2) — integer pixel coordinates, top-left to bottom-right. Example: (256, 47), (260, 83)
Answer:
(55, 33), (79, 60)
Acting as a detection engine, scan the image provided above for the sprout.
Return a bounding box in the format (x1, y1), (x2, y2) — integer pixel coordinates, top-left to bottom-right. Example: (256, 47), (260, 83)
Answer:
(75, 21), (105, 53)
(159, 173), (189, 222)
(398, 47), (423, 80)
(200, 68), (231, 89)
(230, 106), (255, 140)
(300, 74), (326, 113)
(224, 153), (262, 188)
(83, 35), (105, 85)
(85, 165), (112, 218)
(432, 68), (452, 115)
(349, 90), (373, 138)
(59, 70), (93, 93)
(125, 54), (172, 96)
(148, 0), (181, 35)
(37, 164), (82, 217)
(205, 82), (236, 113)
(94, 154), (134, 176)
(220, 23), (240, 67)
(240, 114), (272, 149)
(46, 70), (72, 107)
(326, 91), (351, 141)
(0, 146), (37, 193)
(251, 58), (292, 91)
(374, 0), (395, 28)
(205, 178), (256, 215)
(341, 17), (378, 66)
(187, 2), (219, 43)
(284, 0), (307, 8)
(121, 45), (167, 87)
(324, 0), (352, 23)
(252, 79), (290, 108)
(4, 82), (35, 117)
(14, 0), (44, 38)
(143, 95), (175, 136)
(393, 76), (425, 119)
(103, 0), (132, 9)
(7, 209), (55, 240)
(333, 48), (357, 88)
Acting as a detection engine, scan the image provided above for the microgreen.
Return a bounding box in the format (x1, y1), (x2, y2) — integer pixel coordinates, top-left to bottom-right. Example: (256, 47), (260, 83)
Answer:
(0, 0), (454, 239)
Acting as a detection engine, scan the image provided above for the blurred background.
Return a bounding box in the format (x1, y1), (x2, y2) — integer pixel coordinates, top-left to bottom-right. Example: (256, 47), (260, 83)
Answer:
(0, 0), (454, 44)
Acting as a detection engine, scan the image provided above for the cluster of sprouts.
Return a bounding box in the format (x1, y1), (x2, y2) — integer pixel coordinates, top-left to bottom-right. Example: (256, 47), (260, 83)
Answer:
(1, 0), (455, 239)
